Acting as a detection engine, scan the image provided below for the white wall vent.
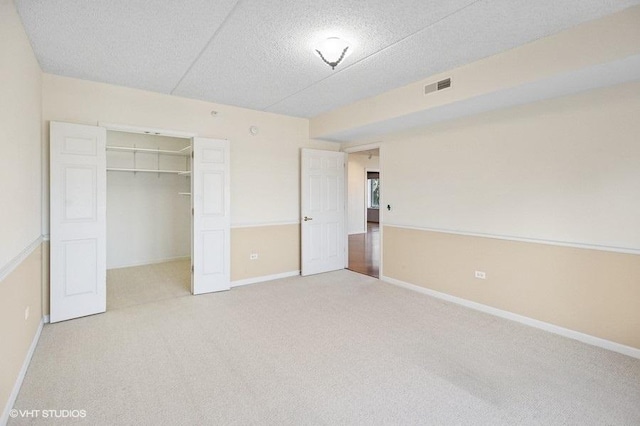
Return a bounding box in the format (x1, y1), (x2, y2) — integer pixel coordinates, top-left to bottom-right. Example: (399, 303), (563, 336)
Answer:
(424, 78), (451, 95)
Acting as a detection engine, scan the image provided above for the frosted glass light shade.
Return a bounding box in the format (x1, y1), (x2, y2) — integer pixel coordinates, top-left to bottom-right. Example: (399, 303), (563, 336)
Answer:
(314, 37), (352, 69)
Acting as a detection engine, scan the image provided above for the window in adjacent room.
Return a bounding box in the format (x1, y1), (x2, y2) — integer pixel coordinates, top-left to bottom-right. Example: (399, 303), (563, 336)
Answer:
(367, 172), (380, 209)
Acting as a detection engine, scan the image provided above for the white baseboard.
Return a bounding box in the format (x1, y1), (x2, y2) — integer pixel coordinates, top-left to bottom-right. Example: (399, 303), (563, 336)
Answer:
(231, 270), (300, 288)
(1, 318), (44, 426)
(43, 315), (50, 324)
(381, 275), (640, 360)
(107, 256), (190, 270)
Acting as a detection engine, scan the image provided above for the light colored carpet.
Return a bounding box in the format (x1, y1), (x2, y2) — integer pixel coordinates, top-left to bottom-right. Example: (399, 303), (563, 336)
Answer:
(11, 269), (640, 425)
(106, 259), (191, 310)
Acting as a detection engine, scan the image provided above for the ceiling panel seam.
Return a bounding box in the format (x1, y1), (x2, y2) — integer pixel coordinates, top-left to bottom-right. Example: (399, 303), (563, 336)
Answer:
(170, 0), (244, 95)
(263, 0), (482, 113)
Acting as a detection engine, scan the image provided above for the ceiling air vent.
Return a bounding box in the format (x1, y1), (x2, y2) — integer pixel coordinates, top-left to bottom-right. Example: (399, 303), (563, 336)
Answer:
(424, 78), (452, 95)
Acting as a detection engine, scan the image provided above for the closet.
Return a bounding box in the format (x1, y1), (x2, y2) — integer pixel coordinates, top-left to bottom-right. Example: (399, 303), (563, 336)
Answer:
(106, 131), (192, 309)
(49, 122), (230, 323)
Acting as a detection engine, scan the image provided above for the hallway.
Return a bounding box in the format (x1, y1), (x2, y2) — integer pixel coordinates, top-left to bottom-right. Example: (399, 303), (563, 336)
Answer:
(347, 222), (379, 278)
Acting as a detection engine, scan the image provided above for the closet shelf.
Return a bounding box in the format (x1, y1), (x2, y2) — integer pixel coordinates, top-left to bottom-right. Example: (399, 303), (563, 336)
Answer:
(178, 171), (191, 176)
(107, 167), (188, 174)
(106, 145), (190, 156)
(178, 192), (191, 196)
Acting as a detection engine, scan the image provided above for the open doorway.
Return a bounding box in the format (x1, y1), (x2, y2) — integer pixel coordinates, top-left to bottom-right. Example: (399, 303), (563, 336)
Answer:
(347, 149), (380, 278)
(105, 130), (192, 310)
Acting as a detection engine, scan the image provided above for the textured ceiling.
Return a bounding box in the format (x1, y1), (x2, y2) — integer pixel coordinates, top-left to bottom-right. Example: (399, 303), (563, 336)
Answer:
(326, 54), (640, 142)
(16, 0), (640, 118)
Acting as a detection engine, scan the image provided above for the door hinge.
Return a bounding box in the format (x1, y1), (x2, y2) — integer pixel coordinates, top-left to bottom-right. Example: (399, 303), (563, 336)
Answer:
(191, 151), (194, 159)
(191, 265), (194, 273)
(192, 207), (194, 215)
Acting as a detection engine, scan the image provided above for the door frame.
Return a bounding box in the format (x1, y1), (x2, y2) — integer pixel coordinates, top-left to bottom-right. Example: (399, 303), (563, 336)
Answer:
(343, 143), (383, 278)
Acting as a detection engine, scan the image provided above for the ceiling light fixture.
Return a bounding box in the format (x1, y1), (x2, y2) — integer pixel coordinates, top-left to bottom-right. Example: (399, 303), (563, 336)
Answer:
(315, 37), (352, 70)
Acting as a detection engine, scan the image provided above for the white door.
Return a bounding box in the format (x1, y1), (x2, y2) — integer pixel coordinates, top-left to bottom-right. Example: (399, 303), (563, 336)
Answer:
(191, 137), (231, 294)
(301, 149), (346, 276)
(50, 122), (106, 322)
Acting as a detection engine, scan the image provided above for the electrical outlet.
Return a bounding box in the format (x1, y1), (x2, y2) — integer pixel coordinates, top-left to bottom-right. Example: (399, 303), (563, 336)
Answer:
(249, 253), (258, 260)
(25, 306), (30, 320)
(474, 271), (486, 280)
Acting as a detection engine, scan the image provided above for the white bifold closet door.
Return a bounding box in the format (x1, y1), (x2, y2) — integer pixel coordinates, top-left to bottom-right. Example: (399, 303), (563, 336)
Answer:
(50, 123), (231, 322)
(50, 122), (107, 323)
(191, 137), (231, 294)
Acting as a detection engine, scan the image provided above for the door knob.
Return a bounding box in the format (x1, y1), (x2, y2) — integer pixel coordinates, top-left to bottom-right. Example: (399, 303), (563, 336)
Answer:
(303, 216), (313, 221)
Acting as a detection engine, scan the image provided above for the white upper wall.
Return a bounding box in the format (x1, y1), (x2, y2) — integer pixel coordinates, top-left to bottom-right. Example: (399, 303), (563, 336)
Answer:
(0, 0), (42, 270)
(382, 81), (640, 252)
(41, 74), (338, 234)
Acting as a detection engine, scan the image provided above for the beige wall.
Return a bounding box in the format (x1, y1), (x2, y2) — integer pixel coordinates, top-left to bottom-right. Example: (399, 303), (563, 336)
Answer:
(312, 5), (640, 140)
(231, 225), (300, 282)
(384, 226), (640, 349)
(0, 247), (43, 414)
(41, 74), (339, 311)
(0, 0), (44, 417)
(377, 81), (640, 350)
(42, 73), (338, 233)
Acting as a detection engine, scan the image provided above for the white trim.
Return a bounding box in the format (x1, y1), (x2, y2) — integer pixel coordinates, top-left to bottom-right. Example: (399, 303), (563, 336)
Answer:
(1, 318), (44, 426)
(107, 256), (190, 270)
(42, 234), (50, 242)
(384, 223), (640, 256)
(231, 270), (300, 288)
(381, 275), (640, 360)
(98, 122), (197, 139)
(0, 236), (43, 283)
(43, 315), (50, 324)
(231, 221), (300, 229)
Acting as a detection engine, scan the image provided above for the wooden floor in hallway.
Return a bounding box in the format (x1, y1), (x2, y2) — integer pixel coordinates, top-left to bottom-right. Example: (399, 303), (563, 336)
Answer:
(347, 222), (379, 278)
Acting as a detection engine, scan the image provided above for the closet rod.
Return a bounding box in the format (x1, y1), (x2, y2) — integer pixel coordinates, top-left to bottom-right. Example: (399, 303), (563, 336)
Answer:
(106, 146), (190, 156)
(106, 168), (187, 174)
